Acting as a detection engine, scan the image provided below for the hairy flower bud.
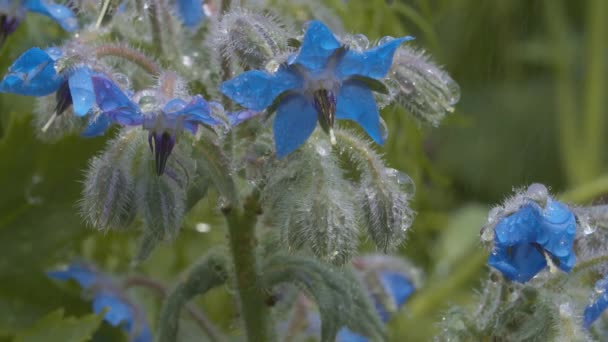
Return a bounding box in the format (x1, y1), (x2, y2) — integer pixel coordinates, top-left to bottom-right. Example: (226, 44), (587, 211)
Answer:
(214, 9), (291, 69)
(388, 46), (460, 126)
(80, 130), (143, 230)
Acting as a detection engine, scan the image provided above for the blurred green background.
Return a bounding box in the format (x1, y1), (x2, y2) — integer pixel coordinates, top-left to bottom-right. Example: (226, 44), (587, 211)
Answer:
(0, 0), (607, 340)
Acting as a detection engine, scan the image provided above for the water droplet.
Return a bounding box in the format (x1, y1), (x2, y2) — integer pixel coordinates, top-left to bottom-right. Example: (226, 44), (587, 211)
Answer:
(352, 33), (369, 50)
(315, 143), (329, 156)
(385, 168), (415, 196)
(559, 302), (573, 317)
(580, 216), (596, 235)
(378, 36), (396, 46)
(487, 206), (503, 224)
(181, 55), (193, 68)
(138, 95), (159, 112)
(380, 117), (389, 141)
(113, 73), (130, 89)
(265, 60), (280, 73)
(195, 222), (211, 233)
(595, 279), (607, 294)
(480, 226), (494, 242)
(525, 183), (548, 207)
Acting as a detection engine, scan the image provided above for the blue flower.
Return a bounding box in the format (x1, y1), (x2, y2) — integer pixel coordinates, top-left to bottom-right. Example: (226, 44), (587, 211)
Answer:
(48, 263), (152, 342)
(91, 76), (222, 175)
(0, 0), (77, 43)
(584, 277), (608, 329)
(487, 198), (577, 283)
(176, 0), (204, 28)
(0, 46), (118, 135)
(220, 20), (413, 157)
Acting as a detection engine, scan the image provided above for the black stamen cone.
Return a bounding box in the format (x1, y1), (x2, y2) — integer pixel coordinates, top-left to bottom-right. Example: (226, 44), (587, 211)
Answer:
(0, 15), (20, 47)
(55, 81), (73, 116)
(313, 89), (336, 135)
(148, 131), (176, 176)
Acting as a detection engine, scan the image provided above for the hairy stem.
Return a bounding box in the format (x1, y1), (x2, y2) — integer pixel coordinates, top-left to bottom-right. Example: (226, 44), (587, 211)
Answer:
(154, 252), (229, 342)
(95, 44), (161, 75)
(124, 275), (228, 342)
(223, 195), (271, 342)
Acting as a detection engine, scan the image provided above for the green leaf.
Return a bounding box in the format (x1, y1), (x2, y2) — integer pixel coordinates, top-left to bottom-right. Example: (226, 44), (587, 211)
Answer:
(263, 254), (385, 342)
(0, 117), (105, 332)
(14, 309), (103, 342)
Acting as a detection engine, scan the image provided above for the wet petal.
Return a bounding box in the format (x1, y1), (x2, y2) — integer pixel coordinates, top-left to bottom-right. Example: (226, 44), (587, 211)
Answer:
(82, 114), (113, 137)
(0, 47), (62, 96)
(488, 243), (546, 283)
(335, 80), (383, 144)
(24, 0), (78, 31)
(228, 109), (261, 126)
(539, 199), (576, 272)
(166, 95), (221, 127)
(273, 93), (318, 158)
(220, 67), (302, 111)
(290, 20), (341, 72)
(176, 0), (204, 28)
(336, 37), (413, 80)
(92, 76), (143, 126)
(68, 68), (95, 116)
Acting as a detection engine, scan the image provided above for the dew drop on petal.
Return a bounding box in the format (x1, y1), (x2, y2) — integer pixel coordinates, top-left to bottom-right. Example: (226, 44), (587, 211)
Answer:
(113, 73), (130, 89)
(352, 33), (369, 50)
(138, 95), (158, 112)
(265, 59), (280, 73)
(378, 35), (396, 46)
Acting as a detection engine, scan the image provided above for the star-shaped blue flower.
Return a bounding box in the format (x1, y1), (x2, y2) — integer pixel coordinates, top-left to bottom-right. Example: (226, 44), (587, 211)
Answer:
(48, 263), (152, 342)
(0, 0), (77, 44)
(220, 20), (413, 157)
(0, 46), (117, 135)
(91, 76), (222, 175)
(487, 198), (577, 283)
(176, 0), (204, 28)
(584, 277), (608, 329)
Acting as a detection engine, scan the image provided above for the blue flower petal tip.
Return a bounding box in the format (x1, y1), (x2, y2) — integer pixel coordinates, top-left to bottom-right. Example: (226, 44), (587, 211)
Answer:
(0, 47), (63, 96)
(487, 197), (576, 283)
(220, 20), (404, 157)
(584, 277), (608, 329)
(23, 0), (78, 32)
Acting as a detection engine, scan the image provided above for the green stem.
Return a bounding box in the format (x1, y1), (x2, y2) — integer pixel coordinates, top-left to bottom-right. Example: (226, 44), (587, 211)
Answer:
(155, 253), (229, 342)
(124, 275), (227, 342)
(543, 0), (583, 185)
(95, 44), (161, 75)
(582, 0), (607, 179)
(406, 249), (487, 317)
(558, 174), (608, 203)
(223, 196), (270, 342)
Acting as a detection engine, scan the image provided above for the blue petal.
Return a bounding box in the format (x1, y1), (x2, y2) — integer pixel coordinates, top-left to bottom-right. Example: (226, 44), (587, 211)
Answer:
(165, 95), (221, 127)
(47, 264), (98, 289)
(488, 243), (546, 283)
(23, 0), (78, 32)
(68, 68), (95, 117)
(220, 67), (303, 111)
(493, 204), (540, 246)
(337, 327), (369, 342)
(539, 199), (576, 272)
(92, 76), (143, 126)
(273, 93), (318, 158)
(335, 80), (383, 144)
(93, 292), (134, 327)
(82, 114), (113, 137)
(290, 20), (341, 72)
(176, 0), (204, 28)
(336, 36), (413, 80)
(379, 271), (415, 310)
(584, 277), (608, 328)
(228, 110), (261, 126)
(0, 47), (62, 96)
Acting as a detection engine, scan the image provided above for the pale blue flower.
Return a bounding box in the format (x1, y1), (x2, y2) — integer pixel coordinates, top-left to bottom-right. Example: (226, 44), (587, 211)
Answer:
(48, 263), (152, 342)
(220, 20), (413, 157)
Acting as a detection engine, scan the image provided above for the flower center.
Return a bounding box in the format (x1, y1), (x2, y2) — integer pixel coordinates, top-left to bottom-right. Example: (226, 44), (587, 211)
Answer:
(313, 88), (336, 137)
